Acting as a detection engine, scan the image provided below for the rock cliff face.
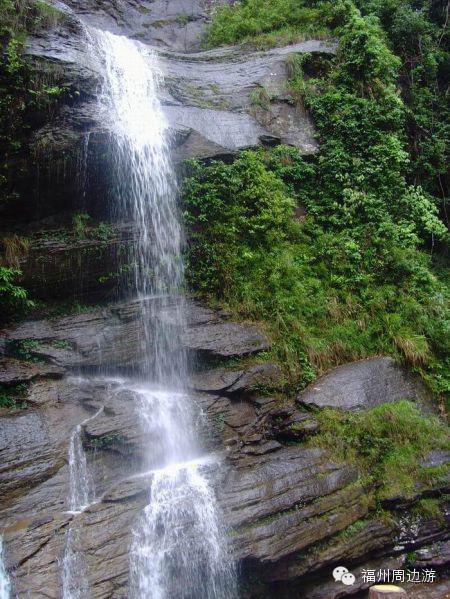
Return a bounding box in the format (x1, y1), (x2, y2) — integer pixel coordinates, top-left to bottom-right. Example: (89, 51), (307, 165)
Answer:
(1, 0), (334, 228)
(1, 299), (449, 597)
(0, 1), (449, 598)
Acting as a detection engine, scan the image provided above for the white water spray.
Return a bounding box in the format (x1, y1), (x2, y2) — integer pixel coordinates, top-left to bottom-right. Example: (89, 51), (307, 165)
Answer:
(96, 29), (185, 385)
(0, 538), (10, 599)
(67, 420), (97, 514)
(92, 30), (236, 599)
(62, 407), (102, 598)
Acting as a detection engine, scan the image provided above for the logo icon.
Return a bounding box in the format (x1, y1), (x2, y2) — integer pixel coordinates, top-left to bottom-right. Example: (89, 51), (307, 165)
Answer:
(333, 566), (356, 586)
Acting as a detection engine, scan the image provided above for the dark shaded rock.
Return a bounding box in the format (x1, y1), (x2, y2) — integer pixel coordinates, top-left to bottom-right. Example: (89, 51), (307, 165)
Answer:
(219, 446), (363, 559)
(298, 357), (432, 412)
(190, 363), (282, 393)
(194, 376), (318, 454)
(269, 518), (396, 584)
(394, 501), (450, 552)
(1, 299), (270, 368)
(412, 540), (450, 568)
(405, 579), (450, 598)
(182, 320), (270, 358)
(0, 359), (65, 385)
(267, 405), (319, 441)
(2, 364), (448, 598)
(2, 4), (336, 228)
(299, 556), (406, 599)
(10, 223), (137, 302)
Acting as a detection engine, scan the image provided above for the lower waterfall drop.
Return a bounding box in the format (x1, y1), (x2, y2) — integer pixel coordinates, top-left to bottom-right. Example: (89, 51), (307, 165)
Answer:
(92, 29), (237, 599)
(0, 538), (10, 599)
(62, 405), (102, 599)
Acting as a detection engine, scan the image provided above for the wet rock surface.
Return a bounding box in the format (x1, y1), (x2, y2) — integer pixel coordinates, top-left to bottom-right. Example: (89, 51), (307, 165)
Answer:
(1, 298), (270, 368)
(1, 1), (448, 598)
(0, 358), (65, 385)
(62, 0), (212, 53)
(8, 223), (138, 302)
(19, 4), (335, 225)
(298, 357), (432, 412)
(1, 312), (449, 597)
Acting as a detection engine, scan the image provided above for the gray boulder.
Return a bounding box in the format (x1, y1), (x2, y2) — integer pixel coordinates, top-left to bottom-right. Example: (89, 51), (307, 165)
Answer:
(298, 357), (432, 411)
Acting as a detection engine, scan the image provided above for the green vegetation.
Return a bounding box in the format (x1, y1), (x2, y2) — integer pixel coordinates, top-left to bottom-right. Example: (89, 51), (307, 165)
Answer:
(249, 87), (271, 110)
(0, 266), (34, 322)
(52, 339), (72, 350)
(183, 145), (448, 394)
(205, 0), (331, 48)
(0, 234), (30, 267)
(98, 263), (134, 285)
(72, 212), (91, 240)
(1, 0), (68, 211)
(411, 497), (446, 521)
(184, 0), (449, 405)
(311, 400), (449, 500)
(0, 382), (28, 410)
(353, 0), (449, 222)
(38, 215), (114, 244)
(86, 432), (126, 450)
(7, 338), (42, 361)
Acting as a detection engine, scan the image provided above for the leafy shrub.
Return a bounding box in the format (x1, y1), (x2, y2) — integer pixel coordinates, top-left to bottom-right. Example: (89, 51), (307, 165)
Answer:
(183, 147), (448, 391)
(1, 0), (68, 211)
(312, 400), (450, 499)
(205, 0), (331, 48)
(72, 212), (90, 239)
(191, 0), (449, 400)
(0, 382), (28, 410)
(8, 338), (42, 361)
(0, 266), (33, 322)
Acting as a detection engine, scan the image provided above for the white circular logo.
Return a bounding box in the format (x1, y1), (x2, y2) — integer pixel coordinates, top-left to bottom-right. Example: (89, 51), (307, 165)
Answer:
(332, 566), (349, 582)
(341, 572), (356, 586)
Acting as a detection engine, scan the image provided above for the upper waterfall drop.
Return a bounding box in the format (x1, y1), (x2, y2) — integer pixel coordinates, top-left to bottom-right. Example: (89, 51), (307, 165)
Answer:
(90, 29), (237, 599)
(95, 28), (186, 385)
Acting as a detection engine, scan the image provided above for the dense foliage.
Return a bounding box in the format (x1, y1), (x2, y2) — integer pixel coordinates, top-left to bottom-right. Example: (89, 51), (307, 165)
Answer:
(0, 266), (34, 320)
(313, 400), (449, 499)
(0, 0), (67, 319)
(185, 0), (449, 403)
(1, 0), (64, 206)
(205, 0), (331, 48)
(354, 0), (449, 224)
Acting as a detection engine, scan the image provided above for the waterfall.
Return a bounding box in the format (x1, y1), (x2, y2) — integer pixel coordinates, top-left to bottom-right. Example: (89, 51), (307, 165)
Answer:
(96, 28), (185, 385)
(91, 30), (237, 599)
(67, 420), (96, 514)
(62, 407), (102, 598)
(0, 538), (10, 599)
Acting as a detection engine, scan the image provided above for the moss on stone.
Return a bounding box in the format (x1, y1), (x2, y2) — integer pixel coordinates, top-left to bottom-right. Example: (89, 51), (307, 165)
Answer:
(310, 400), (449, 501)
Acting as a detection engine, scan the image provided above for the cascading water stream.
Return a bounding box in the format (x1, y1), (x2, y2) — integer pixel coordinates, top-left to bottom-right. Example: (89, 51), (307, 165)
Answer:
(61, 406), (103, 599)
(67, 410), (101, 515)
(88, 30), (237, 599)
(0, 538), (10, 599)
